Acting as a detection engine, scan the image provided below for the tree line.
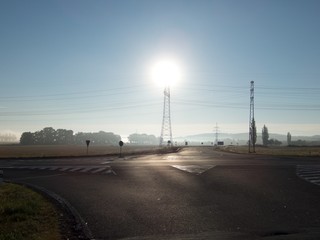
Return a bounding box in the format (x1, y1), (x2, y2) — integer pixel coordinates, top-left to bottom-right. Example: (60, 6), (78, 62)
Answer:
(127, 133), (159, 145)
(20, 127), (121, 145)
(20, 127), (160, 146)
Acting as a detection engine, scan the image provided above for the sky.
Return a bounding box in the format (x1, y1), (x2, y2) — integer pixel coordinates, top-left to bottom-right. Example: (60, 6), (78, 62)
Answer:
(1, 0), (320, 140)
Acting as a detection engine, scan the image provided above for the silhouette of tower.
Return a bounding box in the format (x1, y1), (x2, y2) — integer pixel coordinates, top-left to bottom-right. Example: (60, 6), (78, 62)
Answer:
(159, 86), (173, 146)
(249, 81), (255, 153)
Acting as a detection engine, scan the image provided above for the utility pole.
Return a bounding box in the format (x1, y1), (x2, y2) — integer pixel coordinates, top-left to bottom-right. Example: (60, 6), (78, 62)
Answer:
(214, 123), (219, 145)
(159, 86), (173, 146)
(249, 81), (255, 153)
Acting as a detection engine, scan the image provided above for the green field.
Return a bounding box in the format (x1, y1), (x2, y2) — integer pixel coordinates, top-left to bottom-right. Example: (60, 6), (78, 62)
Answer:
(0, 183), (61, 240)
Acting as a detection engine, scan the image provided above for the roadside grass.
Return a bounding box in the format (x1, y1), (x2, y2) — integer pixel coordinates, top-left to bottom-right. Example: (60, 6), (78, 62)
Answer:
(218, 145), (320, 157)
(0, 183), (61, 240)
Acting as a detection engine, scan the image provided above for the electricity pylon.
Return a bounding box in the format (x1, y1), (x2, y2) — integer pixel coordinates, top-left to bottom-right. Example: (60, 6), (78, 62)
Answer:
(159, 86), (173, 146)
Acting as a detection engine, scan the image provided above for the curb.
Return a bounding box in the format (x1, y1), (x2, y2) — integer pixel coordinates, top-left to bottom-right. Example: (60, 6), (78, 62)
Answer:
(4, 179), (94, 240)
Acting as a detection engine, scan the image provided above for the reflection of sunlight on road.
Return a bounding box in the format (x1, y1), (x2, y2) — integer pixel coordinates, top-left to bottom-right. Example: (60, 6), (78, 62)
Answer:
(166, 155), (178, 161)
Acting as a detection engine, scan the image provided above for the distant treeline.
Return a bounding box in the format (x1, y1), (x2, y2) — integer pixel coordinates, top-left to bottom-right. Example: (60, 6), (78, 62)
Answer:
(20, 127), (121, 145)
(20, 127), (159, 145)
(127, 133), (159, 145)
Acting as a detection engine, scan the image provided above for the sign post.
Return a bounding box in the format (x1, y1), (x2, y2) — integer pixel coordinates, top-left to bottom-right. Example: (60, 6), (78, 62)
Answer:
(86, 140), (90, 155)
(119, 140), (124, 158)
(0, 170), (3, 185)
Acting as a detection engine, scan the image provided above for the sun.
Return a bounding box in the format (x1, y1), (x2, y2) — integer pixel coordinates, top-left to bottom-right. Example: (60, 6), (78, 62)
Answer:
(151, 59), (181, 87)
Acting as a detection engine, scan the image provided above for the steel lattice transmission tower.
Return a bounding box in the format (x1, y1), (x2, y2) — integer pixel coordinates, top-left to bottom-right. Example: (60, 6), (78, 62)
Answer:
(248, 81), (256, 153)
(159, 86), (173, 146)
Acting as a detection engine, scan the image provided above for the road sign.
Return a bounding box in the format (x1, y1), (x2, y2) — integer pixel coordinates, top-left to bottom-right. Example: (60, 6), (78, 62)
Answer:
(86, 140), (90, 154)
(119, 141), (124, 157)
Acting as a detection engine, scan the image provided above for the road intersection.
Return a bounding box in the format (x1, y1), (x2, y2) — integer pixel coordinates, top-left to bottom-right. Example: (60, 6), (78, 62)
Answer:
(1, 147), (320, 239)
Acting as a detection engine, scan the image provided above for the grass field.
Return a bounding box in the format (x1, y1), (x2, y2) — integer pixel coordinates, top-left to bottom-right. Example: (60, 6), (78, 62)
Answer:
(0, 183), (61, 240)
(0, 144), (175, 158)
(219, 145), (320, 157)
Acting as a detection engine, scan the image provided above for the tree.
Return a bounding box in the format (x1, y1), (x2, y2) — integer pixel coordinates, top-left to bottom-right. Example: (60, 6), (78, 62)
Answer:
(20, 132), (34, 145)
(74, 131), (121, 145)
(42, 127), (56, 144)
(128, 133), (158, 145)
(262, 125), (269, 146)
(287, 132), (292, 145)
(268, 138), (282, 146)
(250, 118), (257, 151)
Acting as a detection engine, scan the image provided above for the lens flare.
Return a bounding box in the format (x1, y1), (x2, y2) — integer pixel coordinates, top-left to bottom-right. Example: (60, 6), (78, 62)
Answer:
(151, 59), (181, 87)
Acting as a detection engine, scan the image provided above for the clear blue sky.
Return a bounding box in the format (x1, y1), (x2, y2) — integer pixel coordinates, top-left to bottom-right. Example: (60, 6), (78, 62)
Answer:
(1, 0), (320, 139)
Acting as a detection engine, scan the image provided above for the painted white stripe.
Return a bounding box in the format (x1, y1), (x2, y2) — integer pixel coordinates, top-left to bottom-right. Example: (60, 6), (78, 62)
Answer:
(299, 170), (320, 174)
(297, 165), (320, 186)
(59, 167), (71, 171)
(310, 179), (320, 184)
(8, 165), (115, 175)
(80, 167), (98, 173)
(305, 176), (320, 180)
(91, 168), (109, 173)
(69, 167), (83, 172)
(171, 165), (215, 175)
(101, 161), (111, 164)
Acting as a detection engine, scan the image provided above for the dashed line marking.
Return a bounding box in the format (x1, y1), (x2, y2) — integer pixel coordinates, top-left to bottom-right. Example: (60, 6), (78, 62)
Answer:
(2, 166), (115, 175)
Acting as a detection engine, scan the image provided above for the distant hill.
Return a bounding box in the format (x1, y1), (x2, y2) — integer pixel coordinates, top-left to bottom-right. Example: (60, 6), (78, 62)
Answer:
(174, 133), (320, 146)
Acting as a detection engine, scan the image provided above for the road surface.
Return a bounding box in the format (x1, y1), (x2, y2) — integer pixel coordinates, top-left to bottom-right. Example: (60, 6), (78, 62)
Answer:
(1, 147), (320, 239)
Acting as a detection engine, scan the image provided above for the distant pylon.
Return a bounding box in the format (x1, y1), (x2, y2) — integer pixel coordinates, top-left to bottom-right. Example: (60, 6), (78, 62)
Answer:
(249, 81), (255, 153)
(159, 86), (173, 146)
(214, 123), (219, 145)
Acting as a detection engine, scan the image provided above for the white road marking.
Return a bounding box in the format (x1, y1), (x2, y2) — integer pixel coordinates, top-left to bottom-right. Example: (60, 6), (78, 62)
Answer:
(59, 167), (71, 171)
(101, 161), (111, 164)
(3, 165), (115, 175)
(297, 165), (320, 186)
(91, 167), (110, 173)
(171, 165), (215, 175)
(69, 167), (83, 172)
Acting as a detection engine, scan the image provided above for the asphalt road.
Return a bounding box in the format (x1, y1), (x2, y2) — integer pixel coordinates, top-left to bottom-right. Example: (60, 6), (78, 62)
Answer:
(1, 147), (320, 240)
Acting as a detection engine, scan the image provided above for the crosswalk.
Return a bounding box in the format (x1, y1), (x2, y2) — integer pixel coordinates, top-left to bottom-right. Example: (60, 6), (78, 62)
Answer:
(297, 165), (320, 186)
(6, 165), (116, 175)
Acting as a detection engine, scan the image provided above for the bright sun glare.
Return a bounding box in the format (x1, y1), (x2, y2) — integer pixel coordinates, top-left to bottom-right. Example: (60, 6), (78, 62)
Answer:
(151, 59), (181, 87)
